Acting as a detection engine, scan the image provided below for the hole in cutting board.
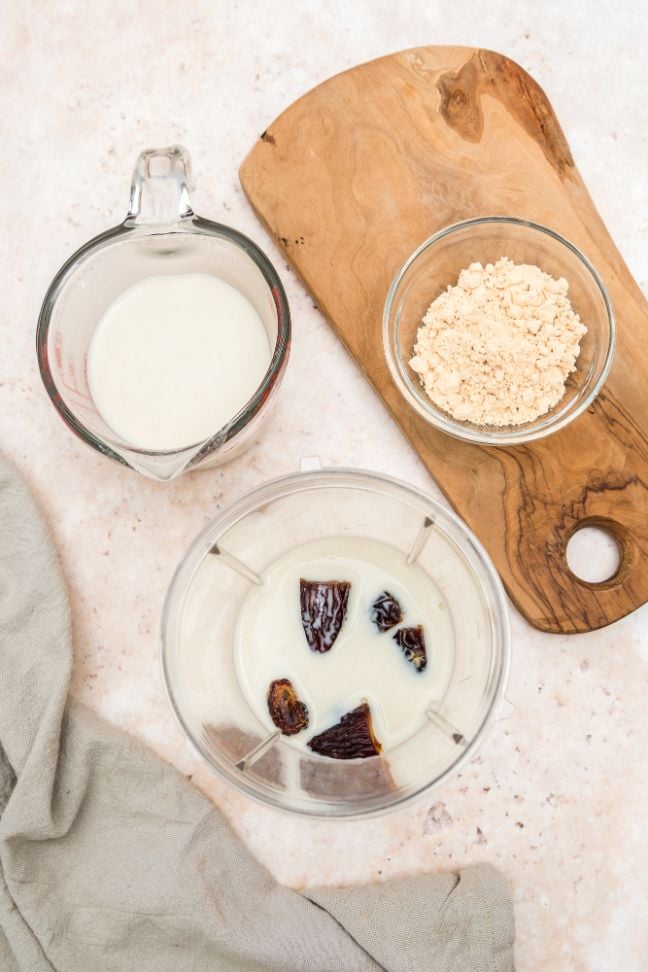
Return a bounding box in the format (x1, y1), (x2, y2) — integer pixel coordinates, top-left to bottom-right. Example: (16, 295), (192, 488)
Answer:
(566, 525), (621, 584)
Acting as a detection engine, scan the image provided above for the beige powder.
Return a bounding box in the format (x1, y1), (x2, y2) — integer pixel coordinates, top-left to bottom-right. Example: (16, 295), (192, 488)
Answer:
(409, 257), (587, 426)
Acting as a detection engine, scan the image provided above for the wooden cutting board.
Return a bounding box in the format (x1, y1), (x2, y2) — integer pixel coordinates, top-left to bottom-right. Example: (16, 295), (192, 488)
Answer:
(240, 46), (648, 634)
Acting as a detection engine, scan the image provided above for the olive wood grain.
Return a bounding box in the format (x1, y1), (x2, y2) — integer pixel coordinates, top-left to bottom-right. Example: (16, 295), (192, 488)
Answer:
(240, 46), (648, 633)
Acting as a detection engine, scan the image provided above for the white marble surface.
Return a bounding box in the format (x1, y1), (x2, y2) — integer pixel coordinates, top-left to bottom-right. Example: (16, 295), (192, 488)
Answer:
(2, 1), (648, 968)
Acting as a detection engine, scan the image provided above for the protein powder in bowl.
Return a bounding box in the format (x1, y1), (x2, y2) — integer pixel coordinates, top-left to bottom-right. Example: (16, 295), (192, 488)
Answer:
(383, 216), (615, 446)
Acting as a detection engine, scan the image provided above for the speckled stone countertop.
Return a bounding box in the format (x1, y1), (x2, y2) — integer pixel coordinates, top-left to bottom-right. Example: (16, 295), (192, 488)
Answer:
(2, 2), (647, 968)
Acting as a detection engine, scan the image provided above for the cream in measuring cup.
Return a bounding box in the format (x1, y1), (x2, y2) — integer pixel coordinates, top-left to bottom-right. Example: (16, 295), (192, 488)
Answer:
(37, 145), (290, 480)
(88, 272), (271, 452)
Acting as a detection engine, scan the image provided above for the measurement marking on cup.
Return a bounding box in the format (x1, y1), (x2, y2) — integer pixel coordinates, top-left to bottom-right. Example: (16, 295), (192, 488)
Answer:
(406, 515), (435, 565)
(426, 707), (466, 746)
(209, 544), (263, 585)
(236, 730), (281, 771)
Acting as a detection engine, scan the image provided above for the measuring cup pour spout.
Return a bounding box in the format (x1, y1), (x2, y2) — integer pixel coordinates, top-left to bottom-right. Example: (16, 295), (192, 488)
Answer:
(116, 437), (220, 483)
(36, 145), (291, 480)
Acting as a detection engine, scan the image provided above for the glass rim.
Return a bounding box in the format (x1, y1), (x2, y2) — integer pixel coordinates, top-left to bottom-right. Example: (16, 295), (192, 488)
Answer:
(383, 216), (617, 446)
(160, 466), (512, 818)
(36, 214), (291, 466)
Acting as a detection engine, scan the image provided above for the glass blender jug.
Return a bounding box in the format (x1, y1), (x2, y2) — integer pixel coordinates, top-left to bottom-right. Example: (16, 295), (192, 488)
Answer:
(37, 145), (290, 481)
(162, 467), (511, 817)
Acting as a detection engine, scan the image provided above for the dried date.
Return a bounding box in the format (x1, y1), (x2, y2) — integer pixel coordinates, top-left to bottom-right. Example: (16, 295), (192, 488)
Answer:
(307, 702), (382, 759)
(300, 579), (350, 653)
(370, 590), (403, 632)
(393, 625), (427, 672)
(267, 678), (309, 736)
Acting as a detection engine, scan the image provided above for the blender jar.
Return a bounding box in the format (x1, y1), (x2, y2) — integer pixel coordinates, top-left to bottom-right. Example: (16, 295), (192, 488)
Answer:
(37, 145), (290, 481)
(162, 468), (511, 817)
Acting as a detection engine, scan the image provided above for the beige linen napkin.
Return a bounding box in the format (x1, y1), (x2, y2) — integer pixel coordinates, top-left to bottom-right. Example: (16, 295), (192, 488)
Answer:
(0, 451), (514, 971)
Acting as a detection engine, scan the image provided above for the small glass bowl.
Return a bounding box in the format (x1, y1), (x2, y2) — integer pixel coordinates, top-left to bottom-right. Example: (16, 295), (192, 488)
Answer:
(161, 467), (510, 818)
(383, 217), (616, 446)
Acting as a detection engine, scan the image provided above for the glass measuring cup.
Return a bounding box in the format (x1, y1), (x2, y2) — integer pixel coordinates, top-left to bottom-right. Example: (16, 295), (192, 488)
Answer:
(37, 145), (290, 481)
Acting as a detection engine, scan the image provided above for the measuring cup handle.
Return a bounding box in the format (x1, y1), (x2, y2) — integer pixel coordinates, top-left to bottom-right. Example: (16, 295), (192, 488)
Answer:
(126, 145), (194, 224)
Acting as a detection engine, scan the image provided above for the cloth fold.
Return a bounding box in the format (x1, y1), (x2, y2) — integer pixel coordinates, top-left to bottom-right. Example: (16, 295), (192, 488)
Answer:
(0, 451), (514, 971)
